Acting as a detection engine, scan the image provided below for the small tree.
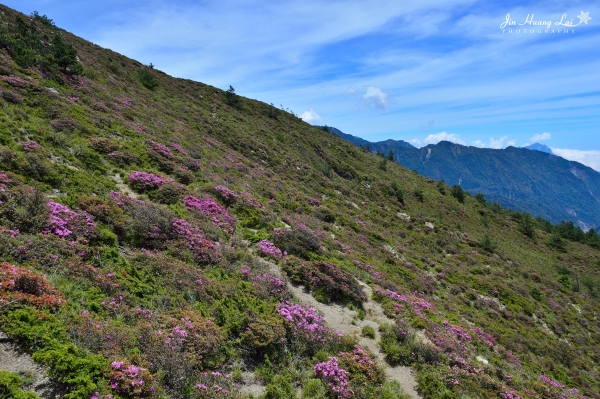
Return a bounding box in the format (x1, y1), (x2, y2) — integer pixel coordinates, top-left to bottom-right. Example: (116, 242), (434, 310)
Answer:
(225, 85), (240, 108)
(451, 185), (465, 203)
(138, 67), (158, 90)
(387, 150), (394, 161)
(475, 193), (486, 204)
(478, 234), (496, 252)
(518, 213), (536, 238)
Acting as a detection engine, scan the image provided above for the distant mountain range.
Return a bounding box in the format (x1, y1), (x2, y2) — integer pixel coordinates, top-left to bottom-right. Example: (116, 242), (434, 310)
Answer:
(328, 127), (600, 230)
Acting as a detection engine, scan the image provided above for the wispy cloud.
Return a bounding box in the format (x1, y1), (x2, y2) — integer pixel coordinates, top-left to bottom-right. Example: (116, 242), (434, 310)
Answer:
(551, 148), (600, 172)
(530, 132), (551, 142)
(362, 86), (390, 111)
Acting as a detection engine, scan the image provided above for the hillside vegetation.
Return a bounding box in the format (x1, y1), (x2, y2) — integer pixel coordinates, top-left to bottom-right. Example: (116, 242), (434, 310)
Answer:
(0, 6), (599, 399)
(330, 129), (600, 231)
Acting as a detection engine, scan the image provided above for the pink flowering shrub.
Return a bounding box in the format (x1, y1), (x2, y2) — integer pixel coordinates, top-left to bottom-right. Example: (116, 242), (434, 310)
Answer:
(338, 346), (385, 387)
(258, 240), (283, 260)
(213, 185), (239, 204)
(44, 201), (96, 239)
(276, 301), (341, 352)
(146, 139), (173, 158)
(0, 262), (65, 308)
(313, 356), (353, 399)
(109, 360), (155, 398)
(127, 171), (172, 191)
(20, 141), (39, 151)
(183, 196), (236, 234)
(194, 371), (239, 399)
(140, 313), (223, 392)
(243, 270), (289, 300)
(170, 219), (221, 264)
(169, 142), (187, 155)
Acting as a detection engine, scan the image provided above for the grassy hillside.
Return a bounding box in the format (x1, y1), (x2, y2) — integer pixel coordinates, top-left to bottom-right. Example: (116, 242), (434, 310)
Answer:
(1, 6), (600, 399)
(330, 129), (600, 230)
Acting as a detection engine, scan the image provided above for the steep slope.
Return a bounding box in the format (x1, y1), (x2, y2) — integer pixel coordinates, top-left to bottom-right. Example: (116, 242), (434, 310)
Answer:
(0, 6), (600, 399)
(331, 128), (600, 229)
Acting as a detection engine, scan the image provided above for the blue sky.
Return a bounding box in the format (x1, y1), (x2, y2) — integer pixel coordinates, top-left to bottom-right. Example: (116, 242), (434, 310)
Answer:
(5, 0), (600, 170)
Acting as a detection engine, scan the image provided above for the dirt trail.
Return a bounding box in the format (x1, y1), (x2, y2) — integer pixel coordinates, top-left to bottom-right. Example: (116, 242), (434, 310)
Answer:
(287, 282), (422, 399)
(256, 258), (422, 398)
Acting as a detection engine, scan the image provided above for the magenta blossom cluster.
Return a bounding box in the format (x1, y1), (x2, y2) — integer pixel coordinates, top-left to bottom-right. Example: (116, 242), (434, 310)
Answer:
(158, 317), (201, 351)
(44, 201), (96, 239)
(539, 375), (564, 388)
(213, 185), (239, 204)
(313, 357), (353, 399)
(277, 301), (340, 345)
(110, 361), (154, 397)
(240, 191), (265, 210)
(146, 140), (174, 158)
(170, 142), (187, 155)
(20, 141), (39, 151)
(250, 272), (288, 297)
(183, 196), (236, 234)
(195, 371), (237, 398)
(258, 240), (283, 260)
(375, 288), (408, 302)
(127, 171), (172, 191)
(171, 219), (221, 264)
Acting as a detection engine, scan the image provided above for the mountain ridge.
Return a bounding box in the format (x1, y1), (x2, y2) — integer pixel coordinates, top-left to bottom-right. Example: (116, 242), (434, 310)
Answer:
(329, 128), (600, 229)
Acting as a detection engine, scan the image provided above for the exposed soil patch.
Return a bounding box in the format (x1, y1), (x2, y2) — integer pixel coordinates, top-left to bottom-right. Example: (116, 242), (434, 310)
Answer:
(0, 331), (63, 398)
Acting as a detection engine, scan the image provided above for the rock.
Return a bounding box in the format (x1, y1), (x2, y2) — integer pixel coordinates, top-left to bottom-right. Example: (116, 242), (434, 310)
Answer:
(397, 212), (411, 221)
(425, 222), (435, 231)
(45, 87), (59, 95)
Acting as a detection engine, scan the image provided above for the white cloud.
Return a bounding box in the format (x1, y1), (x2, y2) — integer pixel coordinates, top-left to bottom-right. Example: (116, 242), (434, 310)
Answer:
(472, 140), (484, 147)
(424, 131), (464, 145)
(362, 86), (389, 111)
(409, 138), (422, 147)
(551, 148), (600, 172)
(301, 108), (321, 123)
(530, 132), (551, 142)
(488, 136), (508, 149)
(345, 86), (357, 94)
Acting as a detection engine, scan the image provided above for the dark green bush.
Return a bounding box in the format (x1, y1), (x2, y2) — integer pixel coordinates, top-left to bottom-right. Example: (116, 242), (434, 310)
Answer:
(138, 67), (158, 90)
(451, 185), (465, 203)
(282, 258), (366, 304)
(272, 228), (321, 259)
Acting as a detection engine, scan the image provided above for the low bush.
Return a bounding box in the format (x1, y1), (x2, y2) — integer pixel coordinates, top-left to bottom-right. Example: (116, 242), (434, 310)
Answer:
(283, 258), (366, 304)
(0, 262), (66, 308)
(0, 370), (39, 399)
(271, 227), (321, 259)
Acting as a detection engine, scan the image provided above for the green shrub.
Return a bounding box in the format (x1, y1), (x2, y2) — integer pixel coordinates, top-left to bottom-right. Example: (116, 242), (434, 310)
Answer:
(272, 228), (321, 259)
(413, 189), (424, 202)
(282, 258), (366, 304)
(0, 371), (40, 399)
(302, 378), (327, 399)
(362, 325), (376, 339)
(451, 185), (465, 203)
(478, 234), (496, 252)
(475, 193), (486, 204)
(138, 67), (158, 90)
